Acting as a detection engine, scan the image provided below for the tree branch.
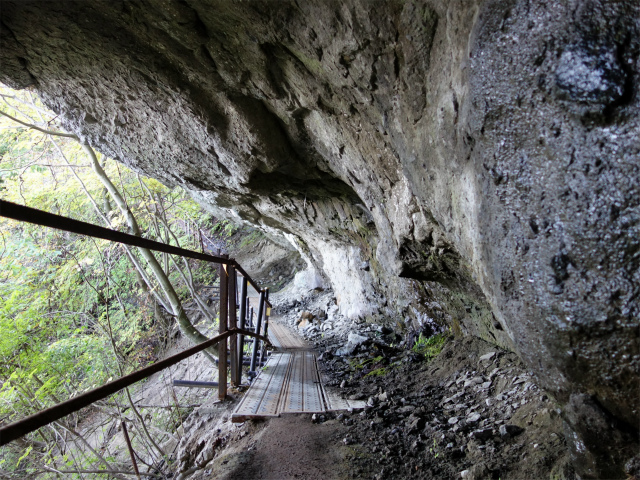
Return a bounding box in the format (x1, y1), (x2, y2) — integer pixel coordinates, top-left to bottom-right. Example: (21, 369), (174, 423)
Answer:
(0, 110), (78, 138)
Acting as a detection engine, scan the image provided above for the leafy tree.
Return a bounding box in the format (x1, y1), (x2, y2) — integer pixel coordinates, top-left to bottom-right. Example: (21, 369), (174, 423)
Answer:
(0, 86), (226, 477)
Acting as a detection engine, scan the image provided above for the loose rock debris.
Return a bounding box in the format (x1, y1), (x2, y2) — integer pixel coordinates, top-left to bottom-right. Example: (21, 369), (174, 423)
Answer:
(173, 288), (574, 479)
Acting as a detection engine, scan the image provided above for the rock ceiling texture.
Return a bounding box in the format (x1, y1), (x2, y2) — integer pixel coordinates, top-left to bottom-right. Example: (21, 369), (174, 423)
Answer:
(1, 0), (638, 476)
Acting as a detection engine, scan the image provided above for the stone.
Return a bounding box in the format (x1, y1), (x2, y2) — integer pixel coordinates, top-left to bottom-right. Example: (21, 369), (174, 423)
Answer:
(448, 417), (459, 425)
(625, 456), (640, 479)
(459, 463), (490, 480)
(464, 377), (484, 388)
(479, 352), (496, 362)
(335, 332), (369, 356)
(410, 440), (423, 452)
(406, 416), (426, 433)
(555, 45), (626, 107)
(469, 428), (493, 442)
(466, 413), (481, 424)
(347, 332), (369, 346)
(499, 424), (524, 437)
(319, 351), (332, 362)
(398, 406), (414, 414)
(562, 393), (636, 479)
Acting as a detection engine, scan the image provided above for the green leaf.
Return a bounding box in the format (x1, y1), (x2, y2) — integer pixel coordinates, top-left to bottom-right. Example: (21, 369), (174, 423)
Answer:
(16, 445), (32, 467)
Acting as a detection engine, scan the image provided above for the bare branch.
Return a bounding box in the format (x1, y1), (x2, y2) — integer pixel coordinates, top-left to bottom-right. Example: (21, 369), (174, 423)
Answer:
(0, 110), (77, 138)
(42, 466), (161, 477)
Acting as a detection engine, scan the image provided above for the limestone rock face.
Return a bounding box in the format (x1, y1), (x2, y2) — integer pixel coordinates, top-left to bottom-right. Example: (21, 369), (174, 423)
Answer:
(1, 0), (638, 474)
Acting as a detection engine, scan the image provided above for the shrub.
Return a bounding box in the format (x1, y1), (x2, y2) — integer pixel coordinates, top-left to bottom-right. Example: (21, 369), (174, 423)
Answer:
(412, 332), (448, 360)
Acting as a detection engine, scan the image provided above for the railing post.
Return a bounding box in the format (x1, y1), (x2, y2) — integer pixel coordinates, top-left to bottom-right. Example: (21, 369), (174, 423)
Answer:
(218, 259), (228, 400)
(228, 264), (239, 387)
(263, 288), (270, 338)
(249, 289), (266, 374)
(0, 200), (280, 443)
(238, 276), (248, 383)
(259, 288), (270, 367)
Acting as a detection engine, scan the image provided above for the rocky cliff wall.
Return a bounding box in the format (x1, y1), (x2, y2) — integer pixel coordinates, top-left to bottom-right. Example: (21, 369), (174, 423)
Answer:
(1, 1), (638, 476)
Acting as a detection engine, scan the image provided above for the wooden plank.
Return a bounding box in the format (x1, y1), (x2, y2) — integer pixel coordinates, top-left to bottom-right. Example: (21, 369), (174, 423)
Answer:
(172, 380), (218, 389)
(268, 321), (308, 350)
(232, 318), (361, 422)
(232, 353), (291, 421)
(305, 352), (325, 413)
(282, 351), (304, 413)
(257, 353), (291, 416)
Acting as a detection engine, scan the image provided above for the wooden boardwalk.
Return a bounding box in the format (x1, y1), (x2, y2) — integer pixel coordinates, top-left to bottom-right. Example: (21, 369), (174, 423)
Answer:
(267, 321), (308, 350)
(232, 320), (365, 422)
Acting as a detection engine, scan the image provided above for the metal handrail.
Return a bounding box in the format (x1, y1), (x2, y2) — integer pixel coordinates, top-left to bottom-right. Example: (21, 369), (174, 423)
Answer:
(0, 199), (275, 445)
(0, 328), (269, 446)
(0, 200), (271, 306)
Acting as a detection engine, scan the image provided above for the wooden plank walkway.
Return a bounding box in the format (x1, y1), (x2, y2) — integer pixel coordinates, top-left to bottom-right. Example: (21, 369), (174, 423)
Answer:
(267, 321), (308, 350)
(232, 319), (365, 422)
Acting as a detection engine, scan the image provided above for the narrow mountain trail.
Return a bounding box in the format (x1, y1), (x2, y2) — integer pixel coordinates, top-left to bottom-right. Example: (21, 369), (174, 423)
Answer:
(171, 287), (573, 480)
(200, 415), (354, 480)
(179, 314), (364, 480)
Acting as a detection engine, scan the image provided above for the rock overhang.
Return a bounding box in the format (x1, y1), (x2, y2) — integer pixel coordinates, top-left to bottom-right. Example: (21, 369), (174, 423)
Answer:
(1, 0), (638, 476)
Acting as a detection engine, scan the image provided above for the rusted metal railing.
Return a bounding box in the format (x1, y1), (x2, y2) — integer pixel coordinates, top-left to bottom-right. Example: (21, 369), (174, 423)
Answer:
(0, 199), (273, 446)
(0, 200), (271, 306)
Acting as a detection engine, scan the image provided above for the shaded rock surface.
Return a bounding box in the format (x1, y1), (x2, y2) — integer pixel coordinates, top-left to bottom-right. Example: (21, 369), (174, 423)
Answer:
(1, 0), (638, 474)
(315, 334), (574, 480)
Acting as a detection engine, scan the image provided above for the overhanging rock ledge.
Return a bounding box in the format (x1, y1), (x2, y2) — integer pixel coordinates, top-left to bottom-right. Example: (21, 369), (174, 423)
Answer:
(1, 1), (638, 476)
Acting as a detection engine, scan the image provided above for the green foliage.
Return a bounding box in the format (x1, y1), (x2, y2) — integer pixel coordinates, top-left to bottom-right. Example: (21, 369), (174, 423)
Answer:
(16, 445), (32, 467)
(212, 219), (238, 237)
(365, 367), (388, 377)
(238, 229), (263, 249)
(348, 355), (390, 380)
(348, 355), (383, 371)
(429, 437), (440, 458)
(0, 85), (234, 475)
(412, 332), (448, 360)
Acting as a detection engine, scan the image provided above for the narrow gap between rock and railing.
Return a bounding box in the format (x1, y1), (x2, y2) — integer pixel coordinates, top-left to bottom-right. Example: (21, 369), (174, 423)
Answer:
(0, 199), (273, 446)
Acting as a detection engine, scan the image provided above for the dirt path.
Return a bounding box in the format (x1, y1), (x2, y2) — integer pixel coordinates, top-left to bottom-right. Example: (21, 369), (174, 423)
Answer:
(195, 415), (352, 480)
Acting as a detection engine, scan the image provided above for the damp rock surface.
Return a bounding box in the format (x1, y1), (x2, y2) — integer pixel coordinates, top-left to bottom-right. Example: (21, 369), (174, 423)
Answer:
(1, 0), (639, 475)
